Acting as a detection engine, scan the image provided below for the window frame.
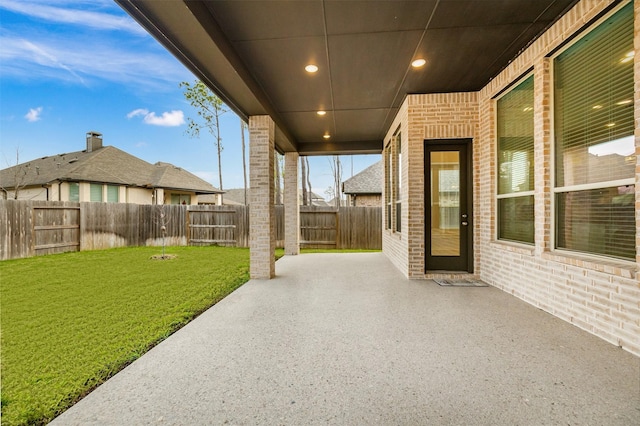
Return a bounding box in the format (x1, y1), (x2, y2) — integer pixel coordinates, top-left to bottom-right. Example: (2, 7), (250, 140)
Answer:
(549, 0), (635, 261)
(495, 72), (536, 245)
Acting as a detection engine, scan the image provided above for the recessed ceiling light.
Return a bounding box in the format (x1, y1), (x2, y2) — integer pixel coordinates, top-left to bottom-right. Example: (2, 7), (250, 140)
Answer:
(317, 110), (327, 116)
(305, 64), (319, 73)
(323, 134), (331, 139)
(616, 99), (632, 105)
(411, 58), (426, 68)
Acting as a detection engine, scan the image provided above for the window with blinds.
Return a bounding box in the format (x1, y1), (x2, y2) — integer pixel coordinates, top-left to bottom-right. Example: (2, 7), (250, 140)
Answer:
(68, 182), (79, 202)
(394, 131), (402, 233)
(553, 1), (635, 260)
(384, 140), (392, 230)
(497, 75), (534, 244)
(90, 183), (102, 202)
(106, 185), (119, 203)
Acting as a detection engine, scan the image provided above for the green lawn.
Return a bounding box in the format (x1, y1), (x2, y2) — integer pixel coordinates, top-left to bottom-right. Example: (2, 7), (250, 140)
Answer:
(0, 246), (252, 426)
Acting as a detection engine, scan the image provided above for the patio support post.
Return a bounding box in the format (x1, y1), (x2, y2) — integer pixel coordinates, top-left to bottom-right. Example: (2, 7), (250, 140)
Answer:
(249, 115), (275, 279)
(284, 152), (300, 255)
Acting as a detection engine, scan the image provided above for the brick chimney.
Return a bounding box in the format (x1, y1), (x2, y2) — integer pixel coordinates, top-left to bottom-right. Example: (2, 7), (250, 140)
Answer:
(86, 131), (103, 152)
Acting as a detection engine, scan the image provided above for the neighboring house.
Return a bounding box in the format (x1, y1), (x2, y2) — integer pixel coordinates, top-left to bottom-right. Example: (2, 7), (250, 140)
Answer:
(0, 132), (222, 205)
(304, 191), (328, 207)
(342, 161), (382, 207)
(198, 188), (247, 205)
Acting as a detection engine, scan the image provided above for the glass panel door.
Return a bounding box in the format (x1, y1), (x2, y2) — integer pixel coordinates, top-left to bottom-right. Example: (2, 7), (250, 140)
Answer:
(430, 151), (460, 256)
(425, 140), (472, 272)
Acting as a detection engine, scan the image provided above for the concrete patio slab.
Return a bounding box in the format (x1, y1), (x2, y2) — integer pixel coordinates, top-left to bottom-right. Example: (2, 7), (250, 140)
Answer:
(52, 253), (639, 425)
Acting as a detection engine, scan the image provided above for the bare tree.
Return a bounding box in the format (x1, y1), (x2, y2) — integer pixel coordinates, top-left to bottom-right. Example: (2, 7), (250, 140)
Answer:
(328, 155), (342, 209)
(274, 151), (283, 204)
(301, 156), (308, 206)
(1, 150), (30, 200)
(305, 157), (312, 205)
(180, 80), (228, 190)
(157, 204), (169, 258)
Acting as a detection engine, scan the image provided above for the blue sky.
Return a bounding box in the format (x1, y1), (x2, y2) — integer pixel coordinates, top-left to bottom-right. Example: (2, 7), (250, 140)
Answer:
(0, 0), (380, 198)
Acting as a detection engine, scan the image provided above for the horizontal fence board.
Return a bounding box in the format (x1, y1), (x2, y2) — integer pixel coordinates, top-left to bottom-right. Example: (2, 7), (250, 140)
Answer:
(35, 242), (81, 250)
(34, 225), (80, 231)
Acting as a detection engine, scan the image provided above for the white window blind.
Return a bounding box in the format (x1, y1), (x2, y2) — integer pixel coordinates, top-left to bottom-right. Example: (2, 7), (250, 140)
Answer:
(553, 2), (635, 260)
(90, 183), (102, 202)
(554, 2), (634, 188)
(68, 182), (79, 202)
(497, 75), (535, 244)
(106, 185), (119, 203)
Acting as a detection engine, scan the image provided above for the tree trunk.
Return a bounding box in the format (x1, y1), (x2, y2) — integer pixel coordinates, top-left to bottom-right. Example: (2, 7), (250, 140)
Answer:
(241, 121), (248, 205)
(305, 157), (312, 205)
(301, 157), (308, 206)
(215, 111), (223, 191)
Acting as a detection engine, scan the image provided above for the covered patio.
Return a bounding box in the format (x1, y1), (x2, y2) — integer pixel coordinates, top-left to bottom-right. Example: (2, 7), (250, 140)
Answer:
(52, 253), (639, 425)
(114, 0), (639, 356)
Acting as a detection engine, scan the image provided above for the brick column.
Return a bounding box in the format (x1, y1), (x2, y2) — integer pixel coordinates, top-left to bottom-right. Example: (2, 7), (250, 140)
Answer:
(249, 115), (275, 279)
(284, 152), (300, 255)
(534, 57), (552, 256)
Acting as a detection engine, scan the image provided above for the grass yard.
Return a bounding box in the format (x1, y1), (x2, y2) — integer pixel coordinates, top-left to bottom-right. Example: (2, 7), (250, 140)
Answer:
(0, 246), (252, 426)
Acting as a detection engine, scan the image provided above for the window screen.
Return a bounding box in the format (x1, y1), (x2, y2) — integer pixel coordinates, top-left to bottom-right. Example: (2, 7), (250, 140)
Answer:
(554, 2), (635, 260)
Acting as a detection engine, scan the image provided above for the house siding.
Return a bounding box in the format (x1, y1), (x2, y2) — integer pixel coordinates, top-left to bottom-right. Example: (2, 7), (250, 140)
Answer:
(383, 0), (640, 356)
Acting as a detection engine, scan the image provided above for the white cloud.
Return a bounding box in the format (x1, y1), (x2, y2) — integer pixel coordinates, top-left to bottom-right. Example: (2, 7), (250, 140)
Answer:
(127, 109), (149, 119)
(143, 110), (185, 127)
(25, 107), (43, 122)
(127, 109), (185, 127)
(0, 0), (146, 35)
(0, 35), (190, 89)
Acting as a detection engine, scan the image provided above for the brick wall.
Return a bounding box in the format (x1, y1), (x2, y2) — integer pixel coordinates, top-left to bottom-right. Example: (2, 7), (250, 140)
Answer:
(383, 0), (640, 356)
(348, 194), (381, 207)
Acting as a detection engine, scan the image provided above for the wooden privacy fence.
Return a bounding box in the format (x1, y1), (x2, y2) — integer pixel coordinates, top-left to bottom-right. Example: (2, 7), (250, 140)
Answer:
(187, 205), (249, 247)
(0, 200), (381, 260)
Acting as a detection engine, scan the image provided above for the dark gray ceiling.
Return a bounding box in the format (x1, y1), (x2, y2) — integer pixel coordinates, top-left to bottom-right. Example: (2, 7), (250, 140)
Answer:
(116, 0), (579, 155)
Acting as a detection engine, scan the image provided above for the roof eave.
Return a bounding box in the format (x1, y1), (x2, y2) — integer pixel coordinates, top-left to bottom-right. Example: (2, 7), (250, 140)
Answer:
(114, 0), (297, 153)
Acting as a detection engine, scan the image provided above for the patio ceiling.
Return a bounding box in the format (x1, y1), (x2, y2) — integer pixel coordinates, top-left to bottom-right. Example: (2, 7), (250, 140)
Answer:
(116, 0), (579, 155)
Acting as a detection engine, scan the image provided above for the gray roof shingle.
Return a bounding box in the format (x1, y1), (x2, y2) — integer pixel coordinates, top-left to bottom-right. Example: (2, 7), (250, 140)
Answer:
(342, 161), (382, 195)
(0, 146), (221, 194)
